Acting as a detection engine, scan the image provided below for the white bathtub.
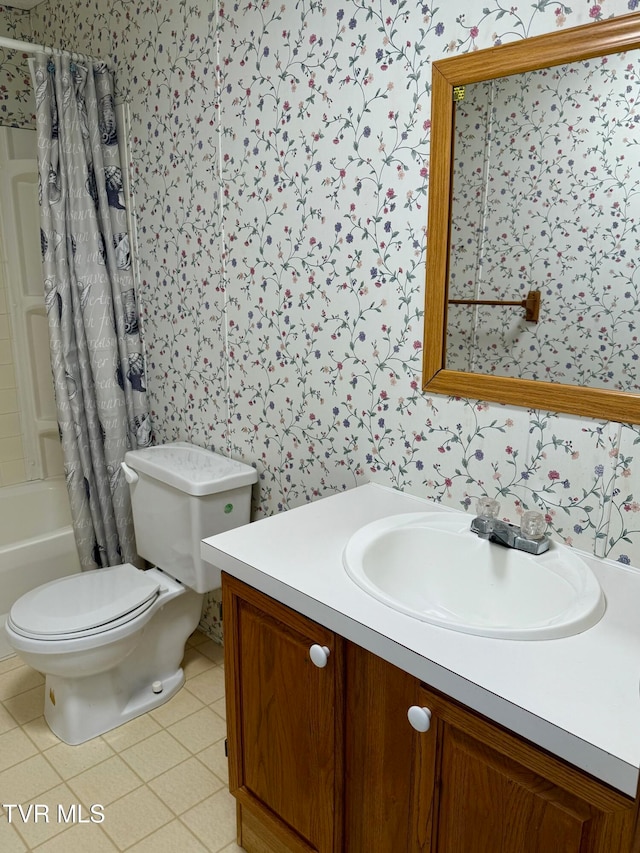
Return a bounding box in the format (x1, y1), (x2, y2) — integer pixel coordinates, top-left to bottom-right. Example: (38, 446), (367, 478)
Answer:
(0, 478), (81, 659)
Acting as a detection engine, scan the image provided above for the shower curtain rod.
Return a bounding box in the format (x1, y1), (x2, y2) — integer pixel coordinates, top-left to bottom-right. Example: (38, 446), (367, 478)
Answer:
(0, 35), (112, 68)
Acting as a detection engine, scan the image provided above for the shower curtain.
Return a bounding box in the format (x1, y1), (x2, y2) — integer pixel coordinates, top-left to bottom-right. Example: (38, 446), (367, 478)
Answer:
(32, 54), (150, 570)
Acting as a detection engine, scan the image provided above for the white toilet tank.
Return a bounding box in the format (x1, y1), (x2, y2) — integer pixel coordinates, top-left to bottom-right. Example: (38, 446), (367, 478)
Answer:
(123, 442), (257, 592)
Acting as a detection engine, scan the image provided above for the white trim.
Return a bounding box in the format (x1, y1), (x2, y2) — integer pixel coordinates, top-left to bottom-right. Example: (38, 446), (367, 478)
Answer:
(0, 35), (112, 69)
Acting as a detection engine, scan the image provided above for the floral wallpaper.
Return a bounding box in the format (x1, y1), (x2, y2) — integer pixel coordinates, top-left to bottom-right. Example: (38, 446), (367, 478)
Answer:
(0, 5), (35, 128)
(8, 0), (640, 638)
(448, 53), (640, 391)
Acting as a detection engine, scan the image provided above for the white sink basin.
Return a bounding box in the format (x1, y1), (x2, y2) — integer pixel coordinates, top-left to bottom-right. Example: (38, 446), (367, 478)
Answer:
(343, 512), (605, 640)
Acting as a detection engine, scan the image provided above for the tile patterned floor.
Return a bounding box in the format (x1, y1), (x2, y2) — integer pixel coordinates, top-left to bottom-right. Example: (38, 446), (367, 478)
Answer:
(0, 632), (243, 852)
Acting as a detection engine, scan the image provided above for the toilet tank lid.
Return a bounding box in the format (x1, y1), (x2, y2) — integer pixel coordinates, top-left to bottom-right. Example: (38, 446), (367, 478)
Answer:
(124, 442), (258, 496)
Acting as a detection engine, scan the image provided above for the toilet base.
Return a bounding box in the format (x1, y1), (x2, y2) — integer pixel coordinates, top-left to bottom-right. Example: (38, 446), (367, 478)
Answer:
(44, 666), (186, 745)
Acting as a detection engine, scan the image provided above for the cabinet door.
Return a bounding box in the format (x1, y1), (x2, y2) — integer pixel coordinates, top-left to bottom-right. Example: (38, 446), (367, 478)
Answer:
(223, 574), (343, 853)
(344, 643), (419, 852)
(410, 686), (635, 853)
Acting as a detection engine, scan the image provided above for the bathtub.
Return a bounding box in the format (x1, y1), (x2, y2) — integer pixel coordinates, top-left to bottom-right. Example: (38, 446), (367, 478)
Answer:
(0, 478), (81, 660)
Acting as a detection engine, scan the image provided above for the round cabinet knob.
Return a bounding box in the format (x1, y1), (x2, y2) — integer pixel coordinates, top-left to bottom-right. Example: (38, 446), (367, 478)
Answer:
(408, 705), (432, 732)
(309, 644), (330, 668)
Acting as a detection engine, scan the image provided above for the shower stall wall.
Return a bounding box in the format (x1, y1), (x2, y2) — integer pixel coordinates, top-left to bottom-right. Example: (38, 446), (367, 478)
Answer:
(0, 124), (64, 485)
(0, 477), (81, 659)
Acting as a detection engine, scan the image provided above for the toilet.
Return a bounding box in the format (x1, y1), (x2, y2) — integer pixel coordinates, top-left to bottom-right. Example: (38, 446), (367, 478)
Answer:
(4, 442), (257, 744)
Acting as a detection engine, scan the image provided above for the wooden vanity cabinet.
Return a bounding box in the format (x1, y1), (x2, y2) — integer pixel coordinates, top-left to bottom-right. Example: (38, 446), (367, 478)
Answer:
(222, 573), (344, 853)
(343, 641), (418, 851)
(410, 685), (635, 852)
(222, 574), (636, 853)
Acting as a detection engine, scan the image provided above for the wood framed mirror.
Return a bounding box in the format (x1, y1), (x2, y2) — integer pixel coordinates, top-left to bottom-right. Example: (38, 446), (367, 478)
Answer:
(422, 13), (640, 423)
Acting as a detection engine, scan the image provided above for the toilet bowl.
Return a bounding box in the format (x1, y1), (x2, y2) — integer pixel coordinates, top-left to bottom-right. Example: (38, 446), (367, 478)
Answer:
(5, 566), (203, 744)
(4, 443), (257, 744)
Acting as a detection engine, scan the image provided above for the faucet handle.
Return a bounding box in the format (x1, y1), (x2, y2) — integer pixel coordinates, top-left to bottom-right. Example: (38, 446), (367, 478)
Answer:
(476, 497), (500, 519)
(520, 510), (546, 540)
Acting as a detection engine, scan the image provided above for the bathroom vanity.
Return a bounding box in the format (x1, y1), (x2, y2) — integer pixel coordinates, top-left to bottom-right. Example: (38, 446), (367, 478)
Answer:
(201, 484), (640, 852)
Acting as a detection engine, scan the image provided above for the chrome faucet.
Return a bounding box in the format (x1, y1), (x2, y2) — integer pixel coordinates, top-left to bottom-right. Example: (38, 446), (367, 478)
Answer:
(470, 498), (550, 556)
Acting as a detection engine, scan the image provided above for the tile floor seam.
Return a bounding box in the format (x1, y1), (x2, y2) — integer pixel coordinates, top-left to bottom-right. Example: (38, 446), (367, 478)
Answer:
(0, 753), (65, 802)
(38, 739), (118, 785)
(91, 777), (151, 817)
(29, 822), (116, 852)
(151, 698), (210, 730)
(64, 755), (149, 807)
(153, 790), (222, 821)
(101, 719), (163, 754)
(8, 814), (35, 850)
(155, 751), (227, 789)
(175, 813), (229, 853)
(118, 729), (193, 782)
(165, 706), (228, 754)
(104, 804), (174, 851)
(66, 787), (148, 831)
(193, 749), (227, 782)
(0, 730), (38, 773)
(122, 813), (213, 853)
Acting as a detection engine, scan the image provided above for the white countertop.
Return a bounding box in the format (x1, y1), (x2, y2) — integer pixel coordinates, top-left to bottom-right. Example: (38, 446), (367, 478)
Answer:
(201, 482), (640, 797)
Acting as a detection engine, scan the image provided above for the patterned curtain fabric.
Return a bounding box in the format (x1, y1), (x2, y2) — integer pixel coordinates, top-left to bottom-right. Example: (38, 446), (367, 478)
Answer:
(32, 54), (150, 570)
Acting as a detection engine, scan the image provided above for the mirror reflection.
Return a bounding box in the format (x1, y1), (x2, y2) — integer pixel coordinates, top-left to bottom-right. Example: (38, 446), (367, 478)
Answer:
(446, 50), (640, 392)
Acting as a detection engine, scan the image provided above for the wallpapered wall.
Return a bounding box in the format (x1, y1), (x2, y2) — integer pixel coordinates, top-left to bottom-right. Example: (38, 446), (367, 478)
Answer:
(0, 5), (34, 128)
(13, 0), (640, 594)
(448, 53), (640, 391)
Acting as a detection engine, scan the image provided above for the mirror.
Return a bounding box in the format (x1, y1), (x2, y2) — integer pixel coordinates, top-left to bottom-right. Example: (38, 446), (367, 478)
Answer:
(422, 12), (640, 423)
(448, 54), (640, 392)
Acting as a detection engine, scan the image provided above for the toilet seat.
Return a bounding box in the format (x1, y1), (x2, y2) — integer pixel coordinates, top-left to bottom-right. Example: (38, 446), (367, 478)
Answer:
(8, 564), (162, 641)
